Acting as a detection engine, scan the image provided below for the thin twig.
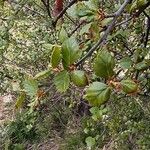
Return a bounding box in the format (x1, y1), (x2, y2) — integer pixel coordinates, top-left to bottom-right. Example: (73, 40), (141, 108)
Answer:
(76, 0), (131, 66)
(69, 21), (85, 37)
(41, 0), (52, 19)
(115, 16), (132, 27)
(143, 11), (150, 48)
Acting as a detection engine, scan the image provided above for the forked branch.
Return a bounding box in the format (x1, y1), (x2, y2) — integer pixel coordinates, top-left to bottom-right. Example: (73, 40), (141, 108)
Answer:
(76, 0), (132, 66)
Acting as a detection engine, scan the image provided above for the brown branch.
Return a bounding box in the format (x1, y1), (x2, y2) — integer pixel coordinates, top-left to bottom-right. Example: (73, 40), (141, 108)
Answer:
(76, 0), (131, 66)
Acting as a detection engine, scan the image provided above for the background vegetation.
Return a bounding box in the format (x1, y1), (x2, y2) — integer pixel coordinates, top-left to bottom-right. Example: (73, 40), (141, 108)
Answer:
(0, 0), (150, 149)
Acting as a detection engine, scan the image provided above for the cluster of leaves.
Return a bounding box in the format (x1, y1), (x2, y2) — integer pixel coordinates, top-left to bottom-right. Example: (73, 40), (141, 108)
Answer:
(0, 0), (150, 149)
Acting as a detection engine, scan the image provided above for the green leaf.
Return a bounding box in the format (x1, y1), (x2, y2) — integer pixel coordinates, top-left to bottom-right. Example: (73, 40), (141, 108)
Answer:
(54, 70), (70, 92)
(137, 0), (146, 8)
(34, 70), (51, 80)
(42, 43), (54, 50)
(15, 92), (26, 109)
(84, 82), (111, 106)
(84, 0), (99, 10)
(121, 79), (138, 94)
(62, 37), (81, 69)
(23, 78), (38, 98)
(79, 23), (92, 35)
(59, 27), (68, 43)
(76, 3), (94, 17)
(67, 4), (77, 19)
(135, 60), (150, 70)
(90, 107), (101, 121)
(129, 0), (146, 13)
(51, 45), (62, 68)
(129, 0), (137, 13)
(119, 57), (132, 69)
(93, 50), (115, 78)
(85, 136), (96, 148)
(71, 70), (88, 87)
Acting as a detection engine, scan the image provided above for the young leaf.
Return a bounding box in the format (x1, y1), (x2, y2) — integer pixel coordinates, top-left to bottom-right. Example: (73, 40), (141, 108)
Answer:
(84, 82), (111, 106)
(54, 70), (70, 92)
(15, 92), (26, 109)
(23, 78), (38, 98)
(71, 70), (88, 87)
(59, 27), (68, 43)
(93, 51), (115, 79)
(85, 136), (96, 148)
(34, 70), (51, 80)
(62, 37), (81, 69)
(51, 45), (62, 68)
(121, 79), (138, 94)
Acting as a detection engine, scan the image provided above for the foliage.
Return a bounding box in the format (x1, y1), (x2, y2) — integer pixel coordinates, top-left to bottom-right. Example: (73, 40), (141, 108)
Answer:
(0, 0), (150, 149)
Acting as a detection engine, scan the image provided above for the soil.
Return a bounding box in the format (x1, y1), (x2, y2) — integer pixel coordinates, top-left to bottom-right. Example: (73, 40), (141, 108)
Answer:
(0, 94), (14, 124)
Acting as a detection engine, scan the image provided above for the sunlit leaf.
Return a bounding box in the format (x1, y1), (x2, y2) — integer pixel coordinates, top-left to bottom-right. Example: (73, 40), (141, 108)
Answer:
(62, 37), (81, 69)
(51, 45), (62, 68)
(15, 92), (26, 109)
(84, 82), (111, 106)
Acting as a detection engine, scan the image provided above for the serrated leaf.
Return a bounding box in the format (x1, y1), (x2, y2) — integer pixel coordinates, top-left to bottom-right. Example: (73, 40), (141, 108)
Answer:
(59, 27), (68, 43)
(54, 70), (70, 92)
(119, 57), (132, 69)
(34, 70), (51, 80)
(15, 92), (26, 109)
(62, 37), (81, 69)
(121, 79), (138, 94)
(93, 51), (115, 78)
(51, 45), (62, 68)
(23, 78), (38, 98)
(71, 70), (88, 87)
(84, 82), (111, 106)
(85, 136), (96, 148)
